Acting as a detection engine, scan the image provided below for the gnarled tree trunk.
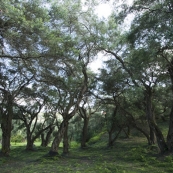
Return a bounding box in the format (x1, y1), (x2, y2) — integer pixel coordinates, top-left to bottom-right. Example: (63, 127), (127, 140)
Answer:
(41, 126), (54, 147)
(151, 122), (168, 153)
(49, 120), (68, 156)
(63, 121), (69, 155)
(145, 87), (167, 152)
(108, 127), (123, 147)
(167, 106), (173, 151)
(167, 60), (173, 151)
(26, 131), (35, 151)
(108, 131), (113, 147)
(81, 117), (89, 148)
(145, 87), (156, 145)
(0, 95), (13, 156)
(26, 139), (35, 151)
(1, 114), (12, 156)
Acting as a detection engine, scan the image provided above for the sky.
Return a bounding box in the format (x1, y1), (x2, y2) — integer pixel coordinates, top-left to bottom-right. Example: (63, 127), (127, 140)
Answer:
(95, 3), (112, 18)
(89, 0), (134, 72)
(89, 2), (113, 72)
(95, 0), (133, 18)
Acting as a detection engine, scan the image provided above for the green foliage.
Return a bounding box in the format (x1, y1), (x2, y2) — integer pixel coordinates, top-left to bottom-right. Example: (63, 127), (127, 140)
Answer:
(0, 0), (173, 165)
(164, 155), (173, 163)
(127, 147), (148, 162)
(69, 141), (80, 148)
(0, 136), (173, 173)
(88, 131), (105, 145)
(11, 134), (24, 143)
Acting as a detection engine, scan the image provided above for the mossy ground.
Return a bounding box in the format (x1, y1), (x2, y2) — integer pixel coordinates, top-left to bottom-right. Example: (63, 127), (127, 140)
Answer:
(0, 136), (173, 173)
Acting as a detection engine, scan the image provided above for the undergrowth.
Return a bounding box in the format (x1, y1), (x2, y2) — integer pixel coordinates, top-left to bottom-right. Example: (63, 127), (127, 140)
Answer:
(0, 135), (173, 173)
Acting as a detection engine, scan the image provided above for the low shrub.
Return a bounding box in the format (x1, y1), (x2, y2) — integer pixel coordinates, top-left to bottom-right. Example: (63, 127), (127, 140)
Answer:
(11, 134), (24, 143)
(88, 132), (105, 145)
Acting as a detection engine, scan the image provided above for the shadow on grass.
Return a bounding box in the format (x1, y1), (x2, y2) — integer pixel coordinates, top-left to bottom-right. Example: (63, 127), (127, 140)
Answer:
(0, 138), (173, 173)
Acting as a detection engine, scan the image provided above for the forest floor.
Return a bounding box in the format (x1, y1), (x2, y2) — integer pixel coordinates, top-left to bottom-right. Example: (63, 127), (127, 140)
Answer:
(0, 135), (173, 173)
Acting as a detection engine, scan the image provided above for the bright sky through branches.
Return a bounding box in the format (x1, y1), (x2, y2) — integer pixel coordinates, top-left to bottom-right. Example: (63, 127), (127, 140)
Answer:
(89, 0), (134, 72)
(89, 1), (113, 72)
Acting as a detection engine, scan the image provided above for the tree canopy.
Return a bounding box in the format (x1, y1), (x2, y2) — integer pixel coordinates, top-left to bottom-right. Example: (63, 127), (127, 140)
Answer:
(1, 0), (173, 157)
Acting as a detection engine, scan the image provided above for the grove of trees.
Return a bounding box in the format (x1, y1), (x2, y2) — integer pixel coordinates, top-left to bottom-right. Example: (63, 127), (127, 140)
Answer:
(0, 0), (173, 157)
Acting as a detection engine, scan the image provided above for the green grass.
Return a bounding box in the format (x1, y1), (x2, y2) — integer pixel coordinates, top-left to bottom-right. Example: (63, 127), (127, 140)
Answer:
(0, 136), (173, 173)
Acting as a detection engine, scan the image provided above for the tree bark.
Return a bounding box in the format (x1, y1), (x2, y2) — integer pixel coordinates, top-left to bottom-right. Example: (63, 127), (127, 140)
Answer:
(1, 116), (12, 156)
(145, 87), (156, 145)
(81, 117), (89, 148)
(167, 60), (173, 151)
(41, 126), (54, 147)
(49, 120), (68, 156)
(106, 106), (119, 147)
(26, 132), (34, 151)
(149, 126), (155, 145)
(123, 126), (130, 138)
(63, 121), (69, 155)
(151, 122), (168, 153)
(134, 125), (151, 144)
(0, 95), (13, 156)
(49, 64), (88, 156)
(41, 134), (46, 147)
(145, 86), (168, 152)
(108, 131), (113, 147)
(108, 127), (122, 147)
(167, 106), (173, 151)
(145, 85), (155, 145)
(127, 125), (131, 137)
(26, 140), (34, 151)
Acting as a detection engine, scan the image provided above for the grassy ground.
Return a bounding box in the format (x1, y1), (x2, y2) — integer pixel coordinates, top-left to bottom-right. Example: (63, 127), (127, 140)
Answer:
(0, 136), (173, 173)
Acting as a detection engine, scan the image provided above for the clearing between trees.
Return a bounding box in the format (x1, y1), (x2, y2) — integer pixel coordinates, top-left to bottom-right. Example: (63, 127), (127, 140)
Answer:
(0, 133), (173, 173)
